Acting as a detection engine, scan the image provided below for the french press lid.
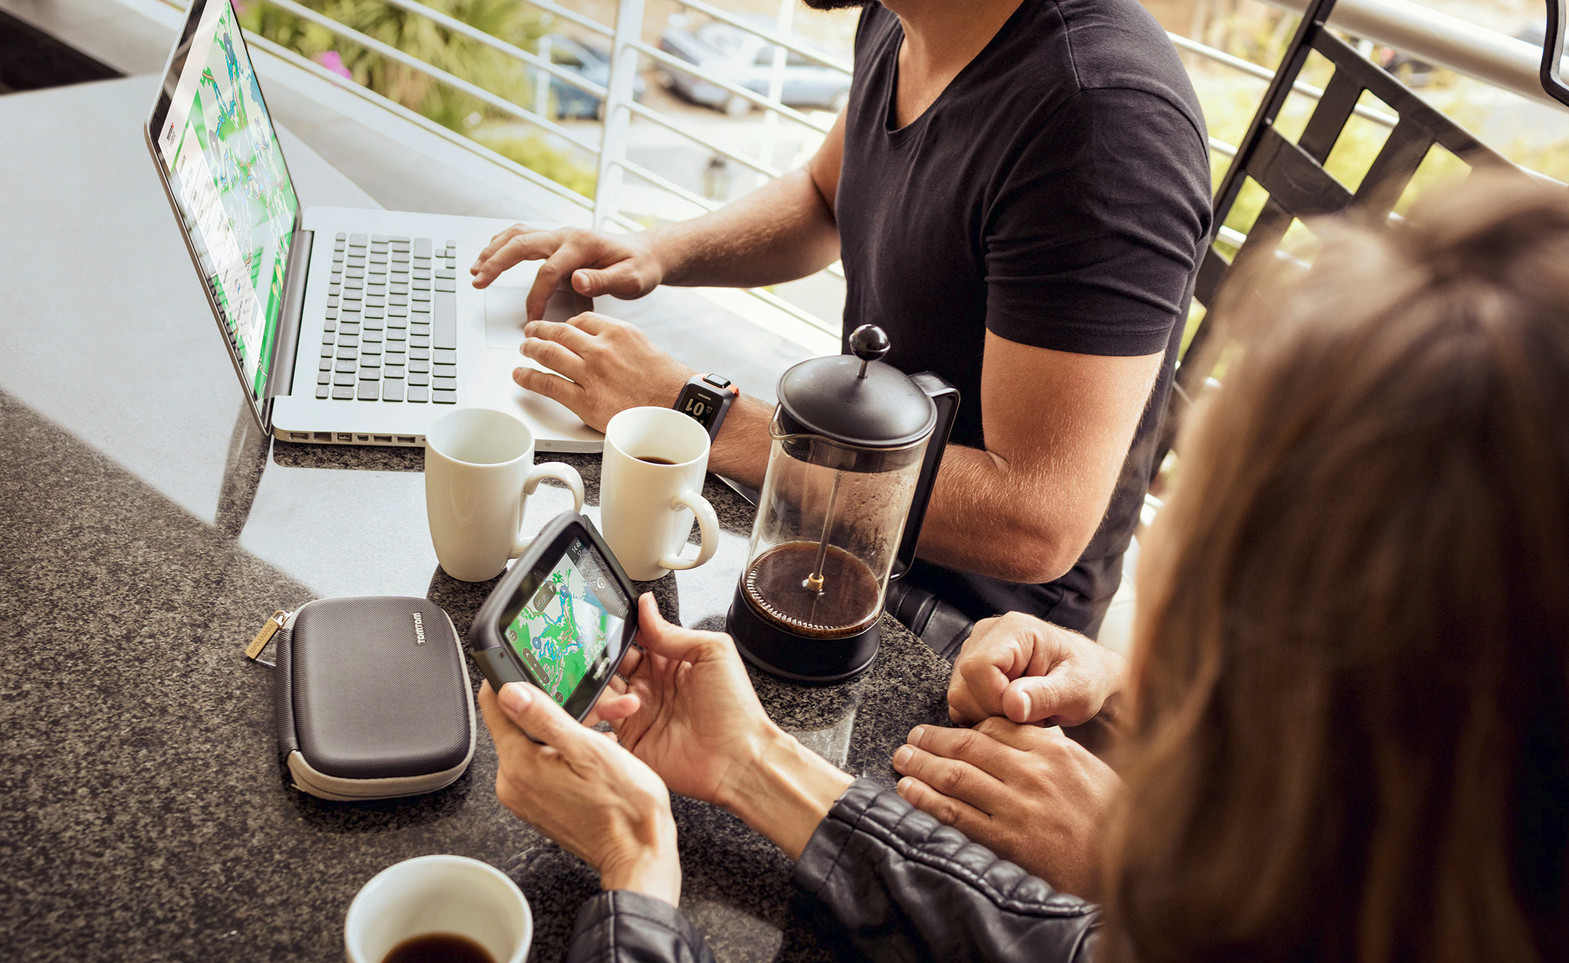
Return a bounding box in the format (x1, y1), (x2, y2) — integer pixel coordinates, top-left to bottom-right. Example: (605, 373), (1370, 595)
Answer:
(776, 325), (936, 448)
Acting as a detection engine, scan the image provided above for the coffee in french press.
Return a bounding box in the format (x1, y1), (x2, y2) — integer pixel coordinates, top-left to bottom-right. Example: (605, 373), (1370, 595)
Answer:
(727, 325), (958, 682)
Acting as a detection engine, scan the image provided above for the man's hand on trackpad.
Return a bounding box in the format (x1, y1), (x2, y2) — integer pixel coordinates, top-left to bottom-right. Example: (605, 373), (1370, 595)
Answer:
(483, 280), (594, 350)
(513, 312), (696, 434)
(469, 223), (665, 321)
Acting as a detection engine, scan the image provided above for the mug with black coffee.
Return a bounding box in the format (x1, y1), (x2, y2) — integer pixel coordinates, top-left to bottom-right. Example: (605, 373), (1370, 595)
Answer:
(599, 406), (719, 581)
(343, 855), (531, 963)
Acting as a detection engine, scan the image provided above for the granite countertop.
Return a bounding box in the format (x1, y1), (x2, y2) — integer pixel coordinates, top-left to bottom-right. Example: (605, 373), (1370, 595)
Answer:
(0, 394), (953, 961)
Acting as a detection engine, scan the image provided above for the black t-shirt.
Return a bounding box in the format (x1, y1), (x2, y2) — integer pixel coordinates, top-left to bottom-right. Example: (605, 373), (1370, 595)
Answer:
(838, 0), (1211, 633)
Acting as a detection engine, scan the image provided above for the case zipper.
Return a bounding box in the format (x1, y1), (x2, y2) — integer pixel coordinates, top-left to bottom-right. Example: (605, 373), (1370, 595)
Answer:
(245, 609), (291, 664)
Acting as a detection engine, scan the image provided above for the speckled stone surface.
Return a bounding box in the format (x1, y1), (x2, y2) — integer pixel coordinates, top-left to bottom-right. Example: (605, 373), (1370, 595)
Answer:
(0, 392), (953, 962)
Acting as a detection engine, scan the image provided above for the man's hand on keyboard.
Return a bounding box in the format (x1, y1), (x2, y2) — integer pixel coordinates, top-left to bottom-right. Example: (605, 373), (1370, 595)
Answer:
(470, 224), (664, 322)
(513, 312), (696, 433)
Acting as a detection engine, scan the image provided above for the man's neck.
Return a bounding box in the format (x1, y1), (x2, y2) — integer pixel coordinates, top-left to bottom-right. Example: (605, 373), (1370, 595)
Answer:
(882, 0), (1026, 127)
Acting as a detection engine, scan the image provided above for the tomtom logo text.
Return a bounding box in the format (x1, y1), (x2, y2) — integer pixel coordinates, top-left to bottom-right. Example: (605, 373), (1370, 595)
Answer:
(412, 612), (427, 644)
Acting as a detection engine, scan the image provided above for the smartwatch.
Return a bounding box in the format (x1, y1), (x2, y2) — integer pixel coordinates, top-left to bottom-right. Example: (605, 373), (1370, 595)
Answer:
(674, 373), (738, 439)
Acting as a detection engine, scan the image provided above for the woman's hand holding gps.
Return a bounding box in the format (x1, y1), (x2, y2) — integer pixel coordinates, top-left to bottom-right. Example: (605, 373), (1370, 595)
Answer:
(607, 596), (854, 860)
(603, 595), (776, 807)
(479, 679), (681, 905)
(481, 589), (855, 909)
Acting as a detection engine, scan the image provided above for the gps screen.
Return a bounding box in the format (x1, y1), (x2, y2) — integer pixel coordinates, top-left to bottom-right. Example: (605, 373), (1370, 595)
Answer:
(502, 539), (627, 706)
(153, 0), (298, 402)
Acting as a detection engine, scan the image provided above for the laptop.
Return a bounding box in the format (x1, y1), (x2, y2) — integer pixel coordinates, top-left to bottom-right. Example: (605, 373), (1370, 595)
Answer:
(144, 0), (602, 451)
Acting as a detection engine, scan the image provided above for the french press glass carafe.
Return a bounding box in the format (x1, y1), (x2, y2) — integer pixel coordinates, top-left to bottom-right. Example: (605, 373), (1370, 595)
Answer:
(727, 326), (958, 682)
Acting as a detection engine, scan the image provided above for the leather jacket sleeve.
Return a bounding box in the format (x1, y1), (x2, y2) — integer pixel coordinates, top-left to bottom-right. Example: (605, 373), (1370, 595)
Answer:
(566, 890), (716, 963)
(793, 778), (1102, 963)
(566, 780), (1099, 963)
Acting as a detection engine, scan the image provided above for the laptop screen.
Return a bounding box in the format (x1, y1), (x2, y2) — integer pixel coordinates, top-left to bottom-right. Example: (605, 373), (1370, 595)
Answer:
(149, 0), (299, 405)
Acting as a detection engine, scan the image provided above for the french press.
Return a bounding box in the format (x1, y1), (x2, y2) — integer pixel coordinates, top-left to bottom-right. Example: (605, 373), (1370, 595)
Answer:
(727, 325), (959, 682)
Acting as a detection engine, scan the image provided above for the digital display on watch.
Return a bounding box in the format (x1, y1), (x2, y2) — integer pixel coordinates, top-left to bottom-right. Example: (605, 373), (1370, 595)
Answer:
(675, 373), (738, 439)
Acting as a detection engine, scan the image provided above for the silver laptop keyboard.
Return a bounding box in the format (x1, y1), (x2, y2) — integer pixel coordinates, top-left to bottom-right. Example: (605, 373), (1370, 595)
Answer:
(314, 232), (460, 404)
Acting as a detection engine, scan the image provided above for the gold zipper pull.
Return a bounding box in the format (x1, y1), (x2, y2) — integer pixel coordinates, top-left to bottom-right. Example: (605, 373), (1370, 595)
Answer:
(245, 610), (289, 661)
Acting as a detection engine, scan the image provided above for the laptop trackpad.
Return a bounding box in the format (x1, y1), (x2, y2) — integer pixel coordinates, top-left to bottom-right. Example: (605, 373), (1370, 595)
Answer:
(484, 280), (593, 348)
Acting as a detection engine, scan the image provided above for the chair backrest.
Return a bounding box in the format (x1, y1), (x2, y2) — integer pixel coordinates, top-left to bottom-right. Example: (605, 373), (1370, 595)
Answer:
(1544, 0), (1569, 107)
(1153, 0), (1519, 477)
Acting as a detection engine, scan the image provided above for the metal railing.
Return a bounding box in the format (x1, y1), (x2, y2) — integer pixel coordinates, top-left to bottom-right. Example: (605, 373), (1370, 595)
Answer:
(227, 0), (1567, 341)
(1270, 0), (1569, 109)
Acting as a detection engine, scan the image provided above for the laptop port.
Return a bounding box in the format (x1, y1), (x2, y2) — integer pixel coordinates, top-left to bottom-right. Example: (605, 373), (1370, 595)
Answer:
(373, 434), (393, 443)
(355, 434), (370, 442)
(336, 433), (352, 442)
(397, 435), (417, 444)
(314, 432), (332, 442)
(289, 432), (310, 441)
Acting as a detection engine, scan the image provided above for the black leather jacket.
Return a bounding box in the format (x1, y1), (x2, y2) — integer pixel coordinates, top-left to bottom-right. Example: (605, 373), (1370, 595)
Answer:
(565, 779), (1101, 962)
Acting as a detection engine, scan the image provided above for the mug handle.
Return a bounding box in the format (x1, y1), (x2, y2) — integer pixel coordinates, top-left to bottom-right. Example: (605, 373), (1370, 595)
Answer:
(658, 490), (719, 572)
(511, 462), (586, 557)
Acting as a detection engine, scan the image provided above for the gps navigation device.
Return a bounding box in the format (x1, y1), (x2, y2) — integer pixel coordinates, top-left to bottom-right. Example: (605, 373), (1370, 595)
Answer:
(468, 513), (638, 722)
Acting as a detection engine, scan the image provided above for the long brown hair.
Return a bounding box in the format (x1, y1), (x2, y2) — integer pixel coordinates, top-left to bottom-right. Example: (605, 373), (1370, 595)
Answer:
(1104, 175), (1569, 962)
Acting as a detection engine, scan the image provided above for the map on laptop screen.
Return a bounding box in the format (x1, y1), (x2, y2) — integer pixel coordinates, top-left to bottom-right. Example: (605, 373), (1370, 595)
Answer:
(155, 0), (298, 401)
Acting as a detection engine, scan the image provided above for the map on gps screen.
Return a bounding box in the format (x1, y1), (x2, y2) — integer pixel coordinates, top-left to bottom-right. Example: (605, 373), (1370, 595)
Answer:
(503, 543), (620, 706)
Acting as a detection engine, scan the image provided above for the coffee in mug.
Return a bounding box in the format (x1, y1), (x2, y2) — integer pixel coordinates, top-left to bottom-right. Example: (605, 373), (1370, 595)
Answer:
(600, 407), (720, 581)
(382, 933), (495, 963)
(344, 855), (531, 963)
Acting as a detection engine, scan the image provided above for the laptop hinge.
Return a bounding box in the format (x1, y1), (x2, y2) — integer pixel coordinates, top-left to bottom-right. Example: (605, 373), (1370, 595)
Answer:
(267, 227), (312, 400)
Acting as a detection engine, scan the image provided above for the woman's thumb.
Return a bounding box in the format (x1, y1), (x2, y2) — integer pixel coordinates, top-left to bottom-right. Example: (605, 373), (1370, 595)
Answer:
(635, 593), (721, 663)
(499, 682), (580, 750)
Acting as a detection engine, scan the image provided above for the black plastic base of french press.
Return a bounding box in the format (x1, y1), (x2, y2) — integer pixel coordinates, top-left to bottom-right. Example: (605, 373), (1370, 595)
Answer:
(726, 589), (880, 685)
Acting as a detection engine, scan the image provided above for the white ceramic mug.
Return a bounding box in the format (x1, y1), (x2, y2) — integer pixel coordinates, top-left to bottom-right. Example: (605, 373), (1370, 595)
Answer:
(425, 408), (585, 582)
(600, 407), (720, 581)
(344, 854), (532, 963)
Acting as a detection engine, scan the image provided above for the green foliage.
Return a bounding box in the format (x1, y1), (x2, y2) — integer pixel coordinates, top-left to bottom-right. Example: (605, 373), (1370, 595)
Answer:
(471, 132), (597, 197)
(1193, 41), (1544, 264)
(237, 0), (594, 187)
(1215, 5), (1293, 71)
(1444, 95), (1569, 184)
(240, 0), (542, 110)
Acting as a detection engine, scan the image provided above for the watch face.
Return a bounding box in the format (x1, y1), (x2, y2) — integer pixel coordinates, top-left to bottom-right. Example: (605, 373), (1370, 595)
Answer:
(677, 375), (733, 437)
(679, 389), (721, 424)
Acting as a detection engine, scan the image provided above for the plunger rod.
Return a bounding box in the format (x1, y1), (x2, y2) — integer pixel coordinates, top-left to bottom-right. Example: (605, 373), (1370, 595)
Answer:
(806, 474), (842, 594)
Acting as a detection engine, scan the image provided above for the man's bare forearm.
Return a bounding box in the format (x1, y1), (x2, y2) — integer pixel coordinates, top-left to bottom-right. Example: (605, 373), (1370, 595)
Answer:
(707, 395), (775, 489)
(909, 339), (1163, 586)
(914, 444), (1092, 585)
(645, 168), (841, 290)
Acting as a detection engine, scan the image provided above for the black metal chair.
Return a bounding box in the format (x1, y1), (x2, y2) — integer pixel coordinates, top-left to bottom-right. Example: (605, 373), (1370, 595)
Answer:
(1544, 0), (1569, 107)
(1152, 0), (1526, 476)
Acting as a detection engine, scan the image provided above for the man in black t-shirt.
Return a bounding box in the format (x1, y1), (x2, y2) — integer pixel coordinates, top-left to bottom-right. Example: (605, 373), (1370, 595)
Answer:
(469, 0), (1209, 647)
(470, 0), (1209, 882)
(838, 1), (1209, 638)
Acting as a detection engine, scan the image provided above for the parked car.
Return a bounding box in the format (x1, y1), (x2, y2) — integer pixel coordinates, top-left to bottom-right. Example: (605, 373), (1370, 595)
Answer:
(657, 16), (851, 117)
(1372, 43), (1437, 87)
(541, 34), (644, 120)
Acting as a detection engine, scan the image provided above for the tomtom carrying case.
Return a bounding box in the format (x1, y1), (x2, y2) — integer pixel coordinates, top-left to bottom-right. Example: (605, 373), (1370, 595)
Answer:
(262, 596), (475, 801)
